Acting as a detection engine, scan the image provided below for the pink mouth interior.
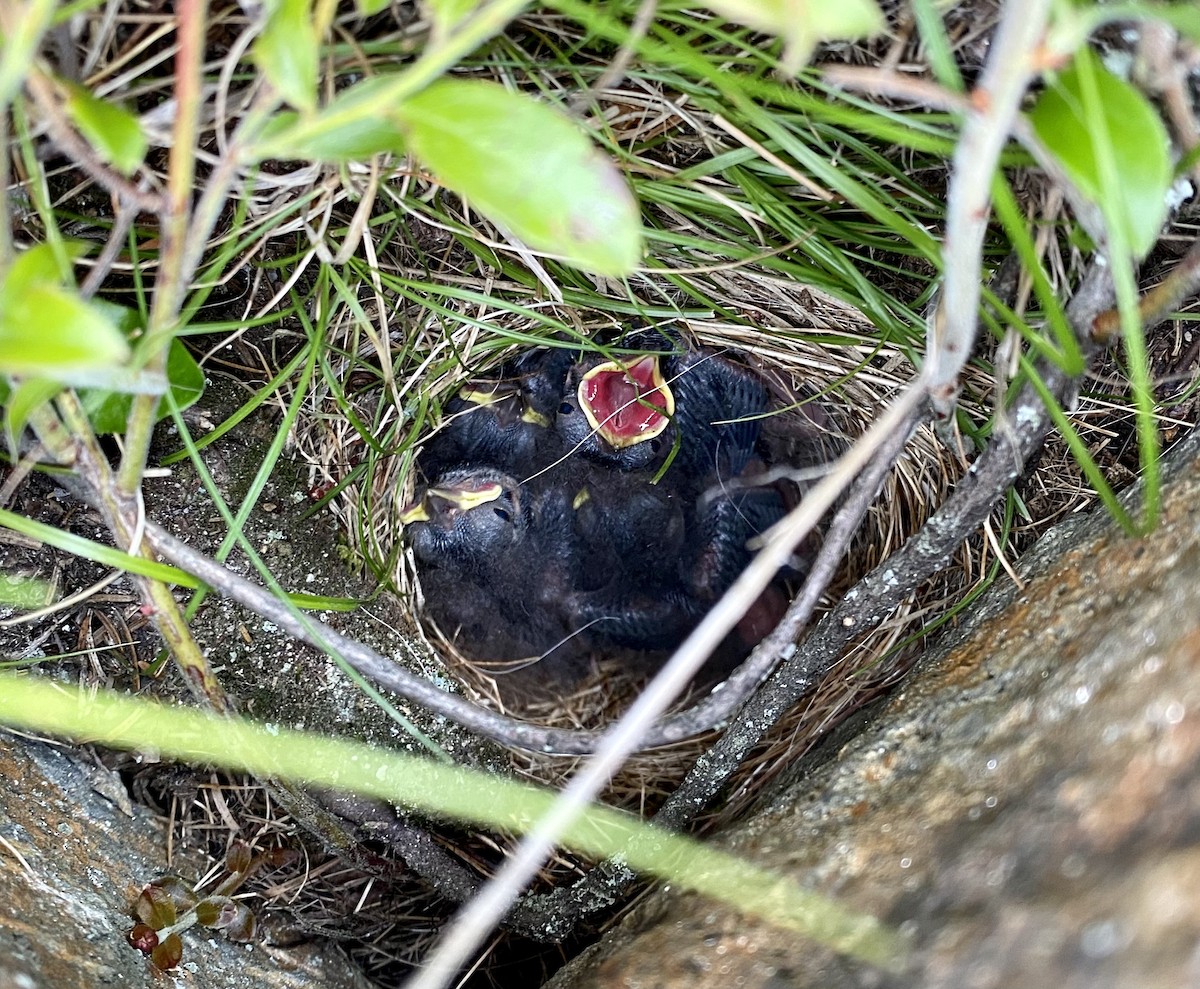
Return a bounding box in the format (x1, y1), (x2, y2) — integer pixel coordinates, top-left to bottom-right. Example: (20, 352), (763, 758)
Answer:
(582, 357), (669, 440)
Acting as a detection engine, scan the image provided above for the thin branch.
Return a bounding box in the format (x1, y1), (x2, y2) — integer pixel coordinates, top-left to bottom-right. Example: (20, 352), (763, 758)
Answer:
(117, 0), (208, 496)
(927, 0), (1052, 419)
(1092, 227), (1200, 344)
(61, 403), (228, 709)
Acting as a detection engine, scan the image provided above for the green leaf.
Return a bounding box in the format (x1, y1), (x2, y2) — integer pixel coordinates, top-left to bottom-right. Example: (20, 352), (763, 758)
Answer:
(134, 885), (177, 929)
(81, 337), (204, 434)
(61, 82), (147, 175)
(393, 79), (642, 276)
(704, 0), (884, 72)
(356, 0), (390, 12)
(1028, 48), (1171, 258)
(152, 876), (198, 914)
(3, 377), (62, 452)
(258, 79), (408, 161)
(0, 244), (129, 377)
(253, 0), (319, 113)
(2, 240), (72, 294)
(0, 276), (130, 376)
(0, 573), (53, 608)
(150, 933), (183, 971)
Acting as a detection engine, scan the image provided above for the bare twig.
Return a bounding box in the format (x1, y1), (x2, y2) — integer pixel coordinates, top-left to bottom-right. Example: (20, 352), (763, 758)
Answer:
(927, 0), (1052, 420)
(1092, 236), (1200, 345)
(117, 0), (207, 496)
(821, 65), (969, 112)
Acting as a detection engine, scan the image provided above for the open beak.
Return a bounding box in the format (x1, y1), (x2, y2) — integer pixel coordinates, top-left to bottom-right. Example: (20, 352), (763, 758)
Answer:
(579, 355), (675, 449)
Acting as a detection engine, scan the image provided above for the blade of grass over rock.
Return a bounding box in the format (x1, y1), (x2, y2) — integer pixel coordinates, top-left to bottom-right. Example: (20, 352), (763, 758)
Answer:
(0, 674), (906, 969)
(1069, 45), (1162, 529)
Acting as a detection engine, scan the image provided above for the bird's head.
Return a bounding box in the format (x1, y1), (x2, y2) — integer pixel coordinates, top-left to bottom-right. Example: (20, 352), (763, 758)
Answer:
(400, 468), (526, 564)
(457, 379), (547, 428)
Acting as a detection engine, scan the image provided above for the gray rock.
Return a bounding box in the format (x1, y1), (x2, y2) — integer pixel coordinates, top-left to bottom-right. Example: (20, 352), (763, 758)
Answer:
(549, 428), (1200, 989)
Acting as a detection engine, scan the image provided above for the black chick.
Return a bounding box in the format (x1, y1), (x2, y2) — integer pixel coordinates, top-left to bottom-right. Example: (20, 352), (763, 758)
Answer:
(561, 343), (783, 654)
(555, 351), (675, 471)
(418, 347), (573, 480)
(561, 478), (787, 653)
(662, 347), (770, 484)
(401, 466), (592, 666)
(567, 469), (687, 594)
(402, 466), (554, 572)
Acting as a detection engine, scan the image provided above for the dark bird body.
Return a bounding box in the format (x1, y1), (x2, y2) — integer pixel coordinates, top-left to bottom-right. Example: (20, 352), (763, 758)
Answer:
(403, 330), (814, 688)
(402, 465), (603, 668)
(418, 347), (573, 480)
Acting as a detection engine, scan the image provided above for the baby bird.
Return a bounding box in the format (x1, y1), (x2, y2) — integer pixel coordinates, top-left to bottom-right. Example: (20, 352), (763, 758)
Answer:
(664, 348), (770, 483)
(418, 347), (573, 480)
(403, 335), (802, 678)
(567, 469), (687, 595)
(401, 465), (592, 664)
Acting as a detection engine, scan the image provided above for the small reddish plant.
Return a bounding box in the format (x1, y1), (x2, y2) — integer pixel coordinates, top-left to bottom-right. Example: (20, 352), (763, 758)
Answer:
(127, 841), (288, 971)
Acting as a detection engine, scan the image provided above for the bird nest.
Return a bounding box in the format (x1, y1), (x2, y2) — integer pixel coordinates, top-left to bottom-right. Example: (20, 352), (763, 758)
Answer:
(297, 266), (995, 813)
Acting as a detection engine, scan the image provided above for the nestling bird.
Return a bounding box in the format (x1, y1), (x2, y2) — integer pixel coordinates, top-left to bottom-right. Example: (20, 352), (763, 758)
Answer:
(401, 466), (564, 573)
(418, 347), (573, 480)
(401, 465), (597, 664)
(566, 468), (687, 594)
(402, 331), (815, 686)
